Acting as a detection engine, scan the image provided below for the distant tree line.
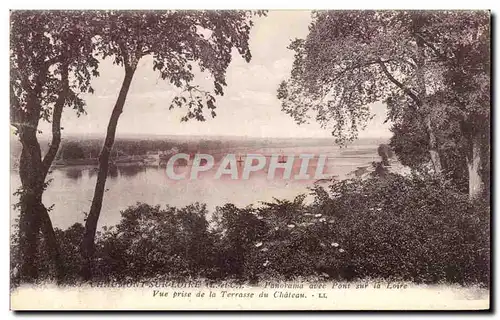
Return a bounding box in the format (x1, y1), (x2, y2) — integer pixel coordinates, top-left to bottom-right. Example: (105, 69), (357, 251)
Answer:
(55, 137), (309, 161)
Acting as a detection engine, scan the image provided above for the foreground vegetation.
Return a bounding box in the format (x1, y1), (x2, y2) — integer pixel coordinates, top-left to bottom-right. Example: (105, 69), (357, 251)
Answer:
(11, 171), (490, 287)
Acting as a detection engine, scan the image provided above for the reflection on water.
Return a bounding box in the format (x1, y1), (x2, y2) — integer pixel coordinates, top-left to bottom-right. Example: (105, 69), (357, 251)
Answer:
(108, 166), (118, 178)
(65, 168), (83, 180)
(10, 145), (380, 230)
(88, 168), (97, 178)
(64, 166), (122, 180)
(118, 165), (146, 177)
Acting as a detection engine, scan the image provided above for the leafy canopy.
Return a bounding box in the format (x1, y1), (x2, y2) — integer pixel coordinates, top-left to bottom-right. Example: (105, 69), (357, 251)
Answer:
(277, 10), (489, 145)
(10, 10), (99, 129)
(91, 10), (266, 122)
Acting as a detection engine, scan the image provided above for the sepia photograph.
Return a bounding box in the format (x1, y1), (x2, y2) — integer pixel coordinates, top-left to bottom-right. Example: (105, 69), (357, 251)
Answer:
(9, 9), (491, 311)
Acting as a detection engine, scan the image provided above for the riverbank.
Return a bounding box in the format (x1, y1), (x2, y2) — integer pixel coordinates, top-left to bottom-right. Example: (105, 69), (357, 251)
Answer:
(314, 157), (411, 185)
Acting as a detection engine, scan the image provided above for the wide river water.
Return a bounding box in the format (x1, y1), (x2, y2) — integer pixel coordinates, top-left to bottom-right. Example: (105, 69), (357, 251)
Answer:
(10, 145), (380, 230)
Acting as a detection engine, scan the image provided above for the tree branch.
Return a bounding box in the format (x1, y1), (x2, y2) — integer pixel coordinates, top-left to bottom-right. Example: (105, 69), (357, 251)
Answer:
(414, 32), (449, 62)
(377, 59), (422, 106)
(42, 62), (69, 175)
(43, 54), (64, 69)
(331, 60), (382, 83)
(397, 58), (417, 69)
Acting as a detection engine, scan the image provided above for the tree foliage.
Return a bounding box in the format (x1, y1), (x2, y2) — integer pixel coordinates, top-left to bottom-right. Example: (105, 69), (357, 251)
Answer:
(277, 10), (489, 142)
(278, 10), (490, 197)
(277, 11), (436, 144)
(91, 10), (265, 121)
(10, 10), (99, 128)
(388, 11), (490, 196)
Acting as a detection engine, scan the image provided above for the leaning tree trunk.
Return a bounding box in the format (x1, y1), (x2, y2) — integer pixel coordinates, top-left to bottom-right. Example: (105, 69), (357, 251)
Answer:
(466, 132), (483, 199)
(81, 64), (137, 280)
(38, 62), (68, 282)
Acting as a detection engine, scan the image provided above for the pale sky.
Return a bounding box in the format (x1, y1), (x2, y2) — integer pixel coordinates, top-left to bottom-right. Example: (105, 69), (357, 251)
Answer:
(39, 10), (392, 139)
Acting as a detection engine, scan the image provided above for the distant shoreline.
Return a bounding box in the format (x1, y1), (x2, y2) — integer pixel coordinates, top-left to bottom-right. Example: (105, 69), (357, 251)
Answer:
(11, 132), (391, 143)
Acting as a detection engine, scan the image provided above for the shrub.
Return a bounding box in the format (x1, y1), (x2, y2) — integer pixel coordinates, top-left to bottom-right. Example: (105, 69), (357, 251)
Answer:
(307, 173), (490, 284)
(214, 173), (489, 285)
(94, 202), (216, 281)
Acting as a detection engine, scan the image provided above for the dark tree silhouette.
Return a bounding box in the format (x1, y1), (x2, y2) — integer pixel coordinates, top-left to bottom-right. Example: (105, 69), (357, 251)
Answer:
(10, 10), (99, 282)
(377, 144), (393, 166)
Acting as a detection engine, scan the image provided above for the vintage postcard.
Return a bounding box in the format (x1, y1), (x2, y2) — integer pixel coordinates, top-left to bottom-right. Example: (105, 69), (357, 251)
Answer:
(9, 9), (490, 310)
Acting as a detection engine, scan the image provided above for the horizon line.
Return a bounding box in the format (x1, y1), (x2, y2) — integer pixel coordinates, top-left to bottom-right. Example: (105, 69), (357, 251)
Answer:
(21, 132), (392, 141)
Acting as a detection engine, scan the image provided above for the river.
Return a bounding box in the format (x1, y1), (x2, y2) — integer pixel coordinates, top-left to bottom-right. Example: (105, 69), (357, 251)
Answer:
(10, 145), (381, 230)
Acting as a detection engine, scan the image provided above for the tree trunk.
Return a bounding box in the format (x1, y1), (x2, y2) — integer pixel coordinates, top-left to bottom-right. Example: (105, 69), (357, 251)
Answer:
(466, 132), (483, 199)
(17, 126), (65, 283)
(37, 62), (68, 282)
(415, 33), (443, 175)
(424, 112), (443, 174)
(39, 203), (64, 281)
(17, 126), (44, 283)
(18, 194), (41, 282)
(81, 65), (137, 280)
(13, 60), (68, 283)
